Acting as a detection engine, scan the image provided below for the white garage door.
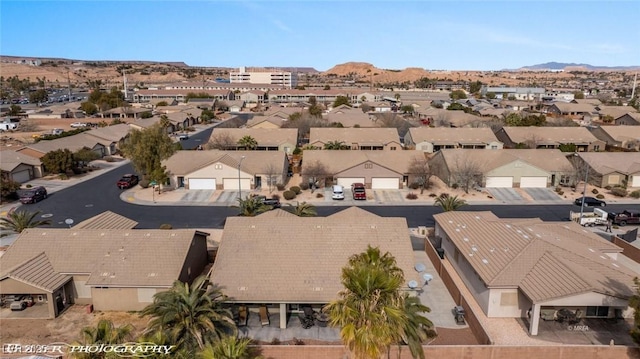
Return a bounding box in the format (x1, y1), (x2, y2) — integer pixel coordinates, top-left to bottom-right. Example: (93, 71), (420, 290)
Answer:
(372, 178), (400, 189)
(485, 177), (513, 188)
(632, 175), (640, 188)
(188, 178), (216, 190)
(520, 176), (547, 188)
(12, 170), (31, 183)
(337, 177), (365, 187)
(223, 178), (251, 190)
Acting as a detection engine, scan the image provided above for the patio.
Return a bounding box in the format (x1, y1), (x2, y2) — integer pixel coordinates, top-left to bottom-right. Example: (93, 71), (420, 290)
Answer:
(237, 309), (341, 343)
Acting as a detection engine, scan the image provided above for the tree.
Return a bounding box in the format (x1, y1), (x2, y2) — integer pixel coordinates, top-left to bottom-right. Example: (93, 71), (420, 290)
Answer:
(394, 93), (401, 101)
(1, 177), (21, 200)
(449, 90), (467, 100)
(237, 135), (258, 150)
(41, 149), (75, 174)
(301, 160), (331, 190)
(573, 91), (585, 100)
(121, 123), (177, 183)
(288, 201), (317, 217)
(29, 89), (48, 104)
(408, 156), (432, 194)
(629, 277), (640, 344)
(434, 194), (467, 211)
(485, 92), (496, 100)
(401, 105), (415, 115)
(333, 96), (350, 108)
(469, 81), (483, 94)
(207, 132), (236, 150)
(262, 163), (280, 193)
(73, 319), (134, 359)
(235, 196), (271, 217)
(8, 104), (22, 116)
(400, 295), (435, 359)
(323, 140), (349, 150)
(451, 155), (481, 193)
(1, 210), (52, 233)
(74, 147), (100, 167)
(198, 335), (254, 359)
(323, 85), (331, 90)
(141, 276), (236, 356)
(80, 101), (98, 116)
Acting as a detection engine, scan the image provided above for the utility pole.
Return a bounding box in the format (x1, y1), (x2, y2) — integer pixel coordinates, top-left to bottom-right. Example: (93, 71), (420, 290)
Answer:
(67, 69), (72, 102)
(631, 72), (637, 100)
(122, 69), (128, 100)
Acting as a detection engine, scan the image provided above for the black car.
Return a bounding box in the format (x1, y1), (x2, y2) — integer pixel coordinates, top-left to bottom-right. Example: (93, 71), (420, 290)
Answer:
(255, 195), (281, 208)
(18, 186), (48, 204)
(574, 196), (606, 207)
(117, 174), (140, 189)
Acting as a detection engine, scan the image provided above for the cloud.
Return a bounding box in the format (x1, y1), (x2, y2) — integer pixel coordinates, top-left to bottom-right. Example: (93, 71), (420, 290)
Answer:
(271, 19), (292, 32)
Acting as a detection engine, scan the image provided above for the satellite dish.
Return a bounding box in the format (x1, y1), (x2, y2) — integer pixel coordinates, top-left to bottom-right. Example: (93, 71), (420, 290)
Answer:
(408, 280), (418, 289)
(64, 218), (74, 225)
(414, 263), (426, 272)
(423, 273), (434, 283)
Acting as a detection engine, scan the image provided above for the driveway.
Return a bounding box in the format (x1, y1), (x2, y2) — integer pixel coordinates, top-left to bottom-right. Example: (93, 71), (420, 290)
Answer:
(486, 188), (525, 203)
(180, 190), (215, 203)
(524, 188), (564, 202)
(373, 190), (405, 204)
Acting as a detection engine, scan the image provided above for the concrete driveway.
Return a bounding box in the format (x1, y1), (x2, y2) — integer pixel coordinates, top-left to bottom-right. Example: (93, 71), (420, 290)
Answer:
(373, 190), (405, 204)
(487, 188), (525, 203)
(524, 188), (564, 202)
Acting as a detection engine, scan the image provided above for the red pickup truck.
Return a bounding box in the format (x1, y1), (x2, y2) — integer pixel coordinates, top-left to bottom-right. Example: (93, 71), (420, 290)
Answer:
(609, 210), (640, 226)
(351, 183), (366, 200)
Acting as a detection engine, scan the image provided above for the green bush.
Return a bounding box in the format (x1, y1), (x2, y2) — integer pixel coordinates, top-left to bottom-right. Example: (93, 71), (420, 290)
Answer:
(451, 183), (459, 189)
(611, 187), (628, 197)
(630, 190), (640, 199)
(58, 173), (68, 180)
(271, 194), (280, 200)
(604, 185), (612, 190)
(139, 179), (150, 188)
(406, 193), (418, 200)
(596, 194), (605, 199)
(276, 183), (285, 191)
(299, 182), (309, 190)
(283, 190), (296, 200)
(591, 188), (599, 194)
(26, 184), (32, 188)
(290, 186), (301, 194)
(293, 147), (302, 155)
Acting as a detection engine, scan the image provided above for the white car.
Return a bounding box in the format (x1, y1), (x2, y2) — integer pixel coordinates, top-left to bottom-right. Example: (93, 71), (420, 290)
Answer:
(70, 122), (87, 128)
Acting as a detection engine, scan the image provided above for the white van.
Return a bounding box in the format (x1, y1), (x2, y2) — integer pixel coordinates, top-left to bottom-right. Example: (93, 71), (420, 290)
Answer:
(332, 185), (344, 200)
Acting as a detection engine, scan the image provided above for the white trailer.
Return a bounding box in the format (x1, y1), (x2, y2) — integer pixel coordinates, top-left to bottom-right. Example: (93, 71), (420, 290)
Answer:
(569, 208), (609, 226)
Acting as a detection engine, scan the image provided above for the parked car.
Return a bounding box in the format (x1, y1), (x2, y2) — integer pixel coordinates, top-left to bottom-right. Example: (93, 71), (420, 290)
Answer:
(609, 210), (640, 226)
(70, 122), (87, 128)
(178, 133), (189, 140)
(351, 183), (366, 200)
(254, 195), (281, 208)
(117, 174), (139, 189)
(574, 196), (606, 207)
(18, 186), (48, 204)
(332, 185), (345, 200)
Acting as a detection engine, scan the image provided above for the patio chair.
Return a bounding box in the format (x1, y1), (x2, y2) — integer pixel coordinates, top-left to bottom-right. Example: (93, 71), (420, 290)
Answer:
(237, 306), (248, 327)
(259, 306), (270, 327)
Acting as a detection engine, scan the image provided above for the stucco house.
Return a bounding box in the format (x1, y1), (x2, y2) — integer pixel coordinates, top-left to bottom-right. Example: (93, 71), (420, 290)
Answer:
(614, 113), (640, 126)
(589, 125), (640, 151)
(301, 150), (425, 189)
(546, 103), (595, 118)
(404, 127), (503, 153)
(308, 128), (401, 150)
(83, 123), (132, 156)
(572, 152), (640, 188)
(323, 107), (377, 128)
(16, 133), (107, 159)
(433, 211), (635, 336)
(245, 116), (286, 129)
(429, 149), (573, 188)
(495, 127), (605, 152)
(0, 223), (208, 318)
(209, 207), (418, 329)
(0, 150), (44, 183)
(207, 128), (298, 154)
(162, 150), (289, 190)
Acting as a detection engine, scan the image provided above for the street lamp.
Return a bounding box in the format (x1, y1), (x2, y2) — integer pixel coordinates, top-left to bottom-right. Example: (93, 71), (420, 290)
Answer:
(574, 153), (589, 221)
(238, 156), (246, 201)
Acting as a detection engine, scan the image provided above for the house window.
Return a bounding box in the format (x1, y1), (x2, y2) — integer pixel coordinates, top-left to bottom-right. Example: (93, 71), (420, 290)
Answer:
(593, 145), (600, 151)
(390, 146), (397, 150)
(586, 306), (609, 317)
(491, 145), (498, 149)
(214, 164), (223, 170)
(364, 163), (373, 169)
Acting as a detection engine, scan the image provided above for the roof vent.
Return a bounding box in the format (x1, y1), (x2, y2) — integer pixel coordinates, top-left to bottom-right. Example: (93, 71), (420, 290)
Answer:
(482, 259), (489, 264)
(370, 225), (377, 229)
(41, 232), (46, 235)
(146, 233), (151, 237)
(100, 233), (105, 236)
(455, 228), (460, 232)
(505, 224), (511, 228)
(101, 272), (109, 277)
(170, 233), (176, 237)
(599, 255), (607, 260)
(448, 220), (454, 223)
(250, 225), (256, 229)
(489, 248), (495, 252)
(588, 248), (595, 252)
(313, 287), (323, 291)
(612, 263), (620, 268)
(238, 286), (248, 291)
(316, 225), (322, 229)
(463, 237), (469, 242)
(119, 247), (124, 252)
(474, 216), (480, 219)
(105, 252), (110, 257)
(124, 233), (129, 236)
(148, 273), (157, 277)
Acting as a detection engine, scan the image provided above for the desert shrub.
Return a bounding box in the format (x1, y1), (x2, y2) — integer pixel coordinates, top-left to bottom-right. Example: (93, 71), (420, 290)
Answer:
(439, 193), (450, 199)
(610, 187), (628, 197)
(299, 182), (310, 190)
(604, 185), (612, 190)
(596, 194), (605, 199)
(555, 187), (561, 193)
(283, 190), (296, 200)
(409, 182), (420, 190)
(630, 190), (640, 199)
(270, 338), (281, 345)
(26, 184), (32, 188)
(591, 188), (599, 194)
(271, 194), (280, 200)
(276, 183), (285, 191)
(159, 224), (172, 229)
(292, 337), (305, 345)
(290, 186), (301, 194)
(139, 179), (150, 188)
(293, 147), (302, 155)
(316, 193), (324, 198)
(406, 193), (418, 200)
(557, 191), (564, 195)
(72, 167), (83, 175)
(58, 173), (68, 180)
(103, 156), (115, 162)
(451, 183), (459, 189)
(428, 193), (437, 197)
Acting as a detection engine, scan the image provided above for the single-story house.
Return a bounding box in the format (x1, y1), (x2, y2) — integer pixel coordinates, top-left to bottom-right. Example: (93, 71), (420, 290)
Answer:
(429, 149), (573, 188)
(16, 133), (107, 160)
(83, 123), (132, 155)
(162, 150), (289, 190)
(572, 152), (640, 188)
(0, 150), (44, 183)
(415, 108), (487, 128)
(433, 211), (635, 336)
(245, 116), (286, 129)
(495, 126), (605, 152)
(263, 107), (304, 120)
(238, 90), (268, 104)
(0, 226), (208, 318)
(323, 108), (378, 128)
(546, 103), (595, 118)
(308, 128), (401, 150)
(207, 128), (298, 154)
(589, 125), (640, 151)
(301, 150), (425, 189)
(615, 113), (640, 126)
(100, 107), (150, 120)
(404, 127), (503, 153)
(209, 207), (418, 329)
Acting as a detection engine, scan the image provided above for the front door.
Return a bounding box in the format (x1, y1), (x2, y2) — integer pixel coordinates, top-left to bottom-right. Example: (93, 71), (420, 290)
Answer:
(255, 176), (262, 189)
(178, 177), (185, 188)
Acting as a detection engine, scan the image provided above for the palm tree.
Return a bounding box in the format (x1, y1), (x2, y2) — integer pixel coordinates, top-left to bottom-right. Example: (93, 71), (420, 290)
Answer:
(73, 319), (134, 358)
(0, 210), (52, 233)
(237, 135), (258, 150)
(235, 196), (271, 217)
(288, 201), (317, 217)
(141, 276), (237, 355)
(323, 140), (349, 150)
(434, 194), (466, 212)
(325, 246), (407, 359)
(399, 295), (436, 359)
(198, 335), (254, 359)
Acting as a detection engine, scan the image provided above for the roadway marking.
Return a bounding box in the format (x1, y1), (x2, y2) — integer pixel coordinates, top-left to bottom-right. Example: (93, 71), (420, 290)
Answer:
(41, 213), (53, 218)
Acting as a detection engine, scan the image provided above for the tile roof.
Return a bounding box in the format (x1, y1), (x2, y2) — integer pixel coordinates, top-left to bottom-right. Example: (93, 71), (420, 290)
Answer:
(577, 152), (640, 175)
(596, 106), (637, 118)
(210, 207), (418, 302)
(302, 150), (425, 174)
(596, 125), (640, 142)
(245, 116), (287, 128)
(0, 150), (41, 172)
(501, 126), (600, 145)
(323, 110), (377, 128)
(434, 211), (635, 302)
(84, 124), (131, 143)
(1, 252), (71, 292)
(309, 128), (400, 146)
(0, 229), (204, 287)
(436, 149), (572, 173)
(209, 128), (298, 147)
(73, 211), (138, 229)
(19, 133), (103, 155)
(550, 102), (596, 113)
(407, 127), (501, 144)
(163, 150), (287, 176)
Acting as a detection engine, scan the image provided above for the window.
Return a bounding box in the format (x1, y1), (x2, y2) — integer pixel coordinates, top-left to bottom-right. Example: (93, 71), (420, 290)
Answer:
(593, 145), (600, 151)
(586, 306), (609, 317)
(491, 145), (498, 149)
(390, 146), (397, 150)
(364, 163), (373, 169)
(214, 164), (223, 170)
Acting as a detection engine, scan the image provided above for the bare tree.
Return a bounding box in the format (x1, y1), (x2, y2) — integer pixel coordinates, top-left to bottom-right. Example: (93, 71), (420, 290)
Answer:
(523, 134), (543, 149)
(567, 156), (600, 190)
(433, 113), (451, 127)
(407, 155), (432, 194)
(451, 155), (482, 193)
(262, 163), (280, 193)
(206, 132), (237, 150)
(301, 160), (331, 191)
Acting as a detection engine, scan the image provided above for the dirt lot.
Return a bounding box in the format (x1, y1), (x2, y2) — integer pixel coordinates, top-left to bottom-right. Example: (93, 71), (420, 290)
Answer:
(1, 118), (99, 150)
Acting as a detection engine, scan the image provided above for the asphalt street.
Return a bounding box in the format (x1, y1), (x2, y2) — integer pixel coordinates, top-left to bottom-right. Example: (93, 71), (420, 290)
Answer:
(13, 162), (634, 230)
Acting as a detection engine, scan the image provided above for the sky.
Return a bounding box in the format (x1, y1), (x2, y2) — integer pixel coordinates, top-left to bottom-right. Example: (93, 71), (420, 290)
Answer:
(1, 0), (639, 71)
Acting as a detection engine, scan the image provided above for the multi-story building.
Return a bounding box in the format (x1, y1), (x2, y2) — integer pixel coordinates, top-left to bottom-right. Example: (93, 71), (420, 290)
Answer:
(230, 67), (297, 88)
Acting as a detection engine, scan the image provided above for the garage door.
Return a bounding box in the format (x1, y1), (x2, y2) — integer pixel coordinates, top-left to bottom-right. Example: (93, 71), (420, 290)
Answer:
(485, 177), (513, 188)
(223, 178), (251, 190)
(372, 178), (400, 189)
(188, 178), (216, 190)
(12, 170), (31, 183)
(632, 175), (640, 188)
(520, 176), (547, 188)
(337, 177), (365, 187)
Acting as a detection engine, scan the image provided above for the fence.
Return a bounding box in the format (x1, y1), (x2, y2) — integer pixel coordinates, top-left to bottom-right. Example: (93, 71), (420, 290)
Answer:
(613, 237), (640, 264)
